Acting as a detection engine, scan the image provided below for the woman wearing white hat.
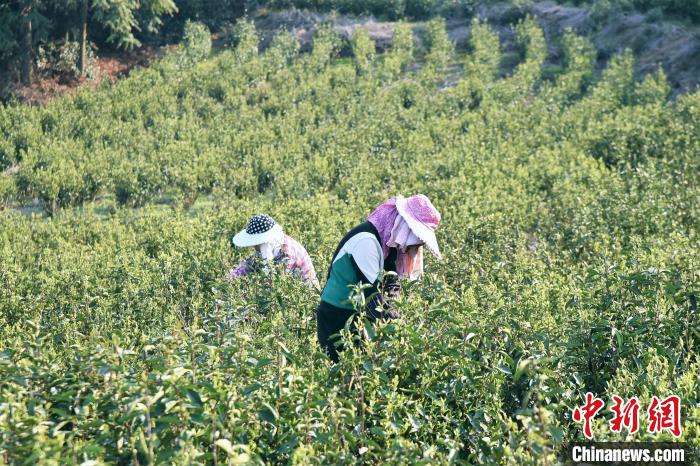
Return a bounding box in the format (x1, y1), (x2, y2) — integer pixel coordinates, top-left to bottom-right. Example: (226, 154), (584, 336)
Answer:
(230, 214), (320, 290)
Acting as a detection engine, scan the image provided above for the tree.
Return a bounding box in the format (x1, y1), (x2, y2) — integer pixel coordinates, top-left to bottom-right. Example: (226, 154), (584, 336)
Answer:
(79, 0), (88, 78)
(20, 4), (32, 85)
(13, 1), (47, 85)
(60, 0), (178, 77)
(87, 0), (178, 76)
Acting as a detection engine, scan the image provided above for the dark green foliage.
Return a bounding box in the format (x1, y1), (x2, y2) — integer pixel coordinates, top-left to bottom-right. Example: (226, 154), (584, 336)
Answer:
(0, 0), (177, 89)
(36, 40), (98, 80)
(261, 0), (700, 22)
(175, 0), (246, 29)
(534, 0), (700, 22)
(266, 0), (478, 20)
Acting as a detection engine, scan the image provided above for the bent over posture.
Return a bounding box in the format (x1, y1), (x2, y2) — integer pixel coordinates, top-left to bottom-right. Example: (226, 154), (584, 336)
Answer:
(230, 214), (320, 290)
(316, 194), (442, 362)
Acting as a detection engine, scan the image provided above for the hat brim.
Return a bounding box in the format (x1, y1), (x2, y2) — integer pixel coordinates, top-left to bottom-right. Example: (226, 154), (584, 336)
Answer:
(232, 224), (283, 248)
(396, 197), (441, 258)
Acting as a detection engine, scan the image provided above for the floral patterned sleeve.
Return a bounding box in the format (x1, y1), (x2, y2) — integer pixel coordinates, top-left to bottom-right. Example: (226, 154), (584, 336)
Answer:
(229, 255), (255, 280)
(278, 236), (320, 290)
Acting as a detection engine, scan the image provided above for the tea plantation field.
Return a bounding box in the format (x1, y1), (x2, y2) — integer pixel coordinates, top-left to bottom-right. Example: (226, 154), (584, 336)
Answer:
(0, 18), (698, 464)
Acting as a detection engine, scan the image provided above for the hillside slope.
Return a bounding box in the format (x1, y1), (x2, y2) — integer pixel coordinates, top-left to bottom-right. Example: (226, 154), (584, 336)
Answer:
(255, 1), (700, 94)
(5, 1), (698, 104)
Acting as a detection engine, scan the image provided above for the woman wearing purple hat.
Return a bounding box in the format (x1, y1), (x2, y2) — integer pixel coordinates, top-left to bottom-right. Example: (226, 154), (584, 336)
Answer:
(316, 194), (442, 362)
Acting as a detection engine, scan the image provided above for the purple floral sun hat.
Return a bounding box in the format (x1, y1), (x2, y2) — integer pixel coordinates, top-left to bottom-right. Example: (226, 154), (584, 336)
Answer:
(368, 194), (442, 259)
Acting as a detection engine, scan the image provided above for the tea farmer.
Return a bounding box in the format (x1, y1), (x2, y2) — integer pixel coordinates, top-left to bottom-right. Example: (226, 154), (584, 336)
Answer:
(230, 214), (320, 290)
(316, 194), (442, 362)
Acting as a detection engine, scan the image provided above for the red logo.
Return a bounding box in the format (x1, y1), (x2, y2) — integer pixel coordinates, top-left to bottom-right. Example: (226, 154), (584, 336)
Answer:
(573, 392), (605, 439)
(573, 394), (682, 439)
(609, 395), (640, 434)
(647, 395), (682, 438)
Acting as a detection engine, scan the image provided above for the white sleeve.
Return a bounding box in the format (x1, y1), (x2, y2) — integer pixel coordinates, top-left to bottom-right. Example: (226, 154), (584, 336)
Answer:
(350, 236), (383, 284)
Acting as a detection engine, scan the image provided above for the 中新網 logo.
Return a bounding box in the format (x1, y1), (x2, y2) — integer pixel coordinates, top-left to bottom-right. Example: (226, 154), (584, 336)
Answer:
(572, 393), (681, 439)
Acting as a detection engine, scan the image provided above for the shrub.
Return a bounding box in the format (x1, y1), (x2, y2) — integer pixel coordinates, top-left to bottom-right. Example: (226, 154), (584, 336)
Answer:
(308, 24), (341, 71)
(36, 40), (98, 81)
(351, 28), (376, 76)
(180, 20), (212, 67)
(228, 17), (259, 63)
(0, 173), (15, 206)
(424, 17), (453, 71)
(383, 22), (414, 78)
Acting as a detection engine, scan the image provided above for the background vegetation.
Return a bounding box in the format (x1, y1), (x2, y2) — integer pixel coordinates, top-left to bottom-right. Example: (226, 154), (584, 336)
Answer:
(0, 13), (698, 466)
(261, 0), (700, 22)
(1, 0), (699, 92)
